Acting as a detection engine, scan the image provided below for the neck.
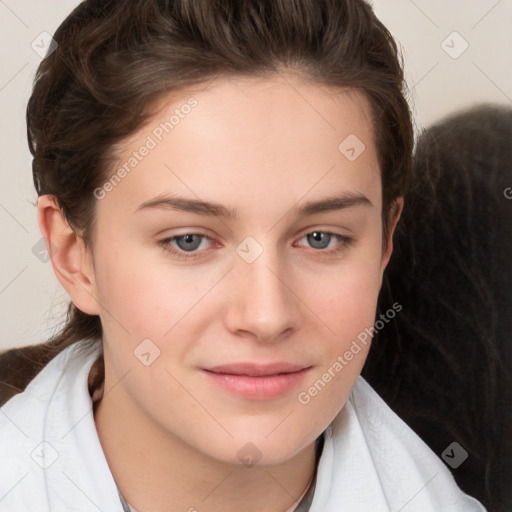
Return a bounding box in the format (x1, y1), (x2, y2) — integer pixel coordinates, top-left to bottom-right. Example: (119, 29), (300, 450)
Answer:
(93, 379), (318, 512)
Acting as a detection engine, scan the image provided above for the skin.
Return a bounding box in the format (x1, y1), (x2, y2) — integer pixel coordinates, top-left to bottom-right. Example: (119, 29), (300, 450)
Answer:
(38, 72), (402, 512)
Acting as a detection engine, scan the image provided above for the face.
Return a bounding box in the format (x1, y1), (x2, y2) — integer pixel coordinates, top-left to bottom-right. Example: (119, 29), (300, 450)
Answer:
(86, 73), (396, 465)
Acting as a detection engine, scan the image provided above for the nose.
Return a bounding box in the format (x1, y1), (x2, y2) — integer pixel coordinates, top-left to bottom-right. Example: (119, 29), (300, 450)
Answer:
(224, 245), (302, 343)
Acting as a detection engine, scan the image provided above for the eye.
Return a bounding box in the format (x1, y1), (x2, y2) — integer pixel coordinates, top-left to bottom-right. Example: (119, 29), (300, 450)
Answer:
(295, 230), (353, 255)
(159, 233), (213, 260)
(159, 229), (353, 262)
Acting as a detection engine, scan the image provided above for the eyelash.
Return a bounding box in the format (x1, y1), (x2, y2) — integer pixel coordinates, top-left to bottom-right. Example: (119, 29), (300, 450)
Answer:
(158, 230), (353, 261)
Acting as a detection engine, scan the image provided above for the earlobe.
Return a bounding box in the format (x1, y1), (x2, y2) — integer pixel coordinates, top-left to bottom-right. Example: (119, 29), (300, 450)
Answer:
(37, 195), (100, 315)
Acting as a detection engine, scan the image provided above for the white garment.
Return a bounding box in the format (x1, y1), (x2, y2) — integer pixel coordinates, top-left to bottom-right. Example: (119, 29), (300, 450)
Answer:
(0, 339), (486, 511)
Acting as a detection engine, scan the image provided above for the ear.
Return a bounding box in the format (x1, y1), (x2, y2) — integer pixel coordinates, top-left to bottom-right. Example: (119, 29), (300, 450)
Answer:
(37, 195), (100, 315)
(379, 197), (404, 277)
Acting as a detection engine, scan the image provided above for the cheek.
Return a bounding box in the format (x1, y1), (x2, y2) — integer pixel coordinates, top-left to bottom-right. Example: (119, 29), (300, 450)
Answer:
(309, 251), (383, 340)
(298, 241), (382, 390)
(93, 238), (180, 329)
(92, 238), (225, 371)
(295, 268), (380, 426)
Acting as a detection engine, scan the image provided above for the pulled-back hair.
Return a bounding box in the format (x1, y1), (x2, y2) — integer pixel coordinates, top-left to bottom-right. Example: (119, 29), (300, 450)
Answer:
(23, 0), (412, 379)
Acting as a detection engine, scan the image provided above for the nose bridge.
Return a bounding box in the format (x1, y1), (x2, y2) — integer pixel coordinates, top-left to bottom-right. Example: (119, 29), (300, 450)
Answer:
(229, 237), (300, 341)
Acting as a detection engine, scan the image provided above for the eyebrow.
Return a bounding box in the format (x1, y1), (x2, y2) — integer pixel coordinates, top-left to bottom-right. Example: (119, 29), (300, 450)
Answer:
(134, 192), (372, 219)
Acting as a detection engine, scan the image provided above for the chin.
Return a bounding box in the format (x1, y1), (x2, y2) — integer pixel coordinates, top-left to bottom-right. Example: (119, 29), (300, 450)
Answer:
(218, 427), (316, 467)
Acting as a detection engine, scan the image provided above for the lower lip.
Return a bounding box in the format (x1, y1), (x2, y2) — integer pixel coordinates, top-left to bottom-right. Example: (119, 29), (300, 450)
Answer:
(202, 367), (311, 399)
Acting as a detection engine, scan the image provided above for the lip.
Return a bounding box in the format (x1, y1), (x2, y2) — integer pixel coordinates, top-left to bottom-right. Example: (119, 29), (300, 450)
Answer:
(202, 363), (312, 399)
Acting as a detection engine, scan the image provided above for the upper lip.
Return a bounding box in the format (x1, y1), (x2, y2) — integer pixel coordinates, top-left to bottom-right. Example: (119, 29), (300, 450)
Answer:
(203, 363), (310, 377)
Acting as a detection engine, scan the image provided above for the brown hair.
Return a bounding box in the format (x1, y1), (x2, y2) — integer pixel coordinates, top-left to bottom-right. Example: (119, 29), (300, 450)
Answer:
(6, 0), (413, 397)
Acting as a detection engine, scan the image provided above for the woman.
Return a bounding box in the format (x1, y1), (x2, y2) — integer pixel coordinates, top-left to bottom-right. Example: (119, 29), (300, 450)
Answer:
(0, 0), (486, 510)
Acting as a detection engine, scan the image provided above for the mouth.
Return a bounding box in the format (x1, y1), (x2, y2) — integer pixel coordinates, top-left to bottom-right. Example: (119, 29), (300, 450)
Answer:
(202, 363), (312, 399)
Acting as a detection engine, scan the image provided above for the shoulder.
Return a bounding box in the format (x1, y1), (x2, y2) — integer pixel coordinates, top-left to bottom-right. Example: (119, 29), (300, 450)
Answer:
(0, 341), (63, 406)
(0, 340), (98, 450)
(0, 340), (105, 509)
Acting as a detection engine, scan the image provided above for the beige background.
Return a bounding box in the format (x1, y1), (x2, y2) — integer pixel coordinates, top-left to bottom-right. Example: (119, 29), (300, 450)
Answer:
(1, 0), (511, 350)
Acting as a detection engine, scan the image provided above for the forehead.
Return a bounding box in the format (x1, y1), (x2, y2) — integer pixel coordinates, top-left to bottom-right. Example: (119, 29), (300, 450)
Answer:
(99, 73), (381, 223)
